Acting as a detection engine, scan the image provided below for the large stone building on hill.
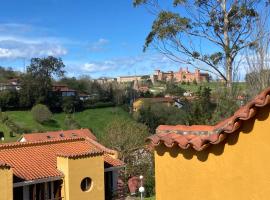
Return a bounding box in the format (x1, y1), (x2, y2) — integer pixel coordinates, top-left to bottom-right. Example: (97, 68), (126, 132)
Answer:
(151, 68), (209, 83)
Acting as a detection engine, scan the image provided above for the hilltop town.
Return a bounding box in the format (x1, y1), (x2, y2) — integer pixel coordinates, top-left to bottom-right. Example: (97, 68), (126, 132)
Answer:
(95, 67), (210, 84)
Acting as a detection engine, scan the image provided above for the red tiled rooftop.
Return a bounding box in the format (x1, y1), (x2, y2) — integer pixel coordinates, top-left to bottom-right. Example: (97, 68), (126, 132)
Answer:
(104, 154), (125, 167)
(147, 87), (270, 151)
(20, 129), (97, 142)
(135, 97), (175, 103)
(52, 84), (76, 92)
(0, 137), (124, 181)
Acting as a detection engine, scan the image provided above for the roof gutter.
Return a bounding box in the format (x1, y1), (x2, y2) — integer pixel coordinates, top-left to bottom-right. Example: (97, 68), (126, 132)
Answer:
(13, 176), (63, 188)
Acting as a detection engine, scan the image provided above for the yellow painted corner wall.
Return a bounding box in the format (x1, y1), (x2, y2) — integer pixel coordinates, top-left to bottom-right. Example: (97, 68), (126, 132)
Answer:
(133, 100), (143, 111)
(0, 167), (13, 200)
(155, 105), (270, 200)
(57, 155), (104, 200)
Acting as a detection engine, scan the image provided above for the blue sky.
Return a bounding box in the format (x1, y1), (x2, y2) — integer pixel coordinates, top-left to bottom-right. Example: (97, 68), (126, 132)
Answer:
(0, 0), (182, 78)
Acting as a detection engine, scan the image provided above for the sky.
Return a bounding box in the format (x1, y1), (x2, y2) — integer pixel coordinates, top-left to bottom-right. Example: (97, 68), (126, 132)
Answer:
(0, 0), (182, 78)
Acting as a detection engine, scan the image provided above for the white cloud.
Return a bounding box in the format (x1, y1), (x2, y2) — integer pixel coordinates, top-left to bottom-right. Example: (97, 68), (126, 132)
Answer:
(88, 38), (109, 52)
(0, 23), (68, 59)
(0, 39), (67, 59)
(0, 48), (13, 58)
(83, 60), (117, 73)
(65, 53), (181, 78)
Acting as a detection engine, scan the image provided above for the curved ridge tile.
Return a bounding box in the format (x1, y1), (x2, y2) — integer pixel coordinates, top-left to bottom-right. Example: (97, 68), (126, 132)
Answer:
(147, 87), (270, 151)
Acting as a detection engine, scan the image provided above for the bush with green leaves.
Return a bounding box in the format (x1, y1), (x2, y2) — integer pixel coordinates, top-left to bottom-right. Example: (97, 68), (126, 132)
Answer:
(64, 114), (81, 129)
(31, 104), (52, 123)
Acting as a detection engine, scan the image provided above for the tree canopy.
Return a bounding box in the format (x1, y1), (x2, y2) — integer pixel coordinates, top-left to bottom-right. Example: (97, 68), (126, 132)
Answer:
(20, 56), (65, 107)
(134, 0), (268, 88)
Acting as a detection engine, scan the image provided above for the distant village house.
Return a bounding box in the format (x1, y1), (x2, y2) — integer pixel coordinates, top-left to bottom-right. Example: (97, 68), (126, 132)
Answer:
(52, 84), (77, 97)
(133, 97), (182, 112)
(0, 78), (21, 91)
(116, 75), (148, 83)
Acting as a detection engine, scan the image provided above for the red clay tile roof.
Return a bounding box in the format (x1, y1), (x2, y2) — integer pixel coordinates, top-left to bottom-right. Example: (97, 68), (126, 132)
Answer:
(0, 137), (124, 181)
(52, 85), (76, 92)
(147, 87), (270, 151)
(21, 129), (116, 155)
(104, 154), (125, 167)
(20, 129), (97, 142)
(135, 97), (175, 103)
(0, 161), (10, 168)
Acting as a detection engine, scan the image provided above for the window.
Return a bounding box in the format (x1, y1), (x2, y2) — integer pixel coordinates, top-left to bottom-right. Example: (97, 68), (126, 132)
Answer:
(81, 177), (92, 192)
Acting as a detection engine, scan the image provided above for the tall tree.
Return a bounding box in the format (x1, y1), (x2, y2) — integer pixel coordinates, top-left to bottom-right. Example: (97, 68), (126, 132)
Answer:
(20, 56), (65, 106)
(245, 8), (270, 97)
(134, 0), (266, 89)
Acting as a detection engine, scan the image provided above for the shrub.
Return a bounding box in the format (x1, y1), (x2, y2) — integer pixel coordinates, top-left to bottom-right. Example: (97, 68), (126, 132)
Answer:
(31, 104), (52, 123)
(0, 112), (9, 123)
(84, 101), (115, 109)
(64, 115), (81, 129)
(62, 96), (83, 113)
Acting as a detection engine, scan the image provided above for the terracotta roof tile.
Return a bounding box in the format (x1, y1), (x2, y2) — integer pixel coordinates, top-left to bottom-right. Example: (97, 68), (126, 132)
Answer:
(0, 161), (10, 168)
(20, 129), (97, 142)
(146, 87), (270, 151)
(104, 154), (125, 167)
(135, 97), (175, 103)
(0, 137), (124, 181)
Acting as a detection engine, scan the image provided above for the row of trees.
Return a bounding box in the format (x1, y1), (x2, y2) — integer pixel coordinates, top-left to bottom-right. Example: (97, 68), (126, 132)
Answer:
(0, 67), (20, 82)
(0, 56), (142, 112)
(136, 86), (239, 133)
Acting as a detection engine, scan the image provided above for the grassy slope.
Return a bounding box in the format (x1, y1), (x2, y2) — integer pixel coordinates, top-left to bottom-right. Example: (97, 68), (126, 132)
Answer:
(0, 123), (20, 143)
(4, 107), (134, 142)
(151, 82), (246, 94)
(73, 107), (133, 139)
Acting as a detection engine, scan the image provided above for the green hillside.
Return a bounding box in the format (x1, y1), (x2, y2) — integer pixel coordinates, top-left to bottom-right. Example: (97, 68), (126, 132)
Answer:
(1, 107), (135, 142)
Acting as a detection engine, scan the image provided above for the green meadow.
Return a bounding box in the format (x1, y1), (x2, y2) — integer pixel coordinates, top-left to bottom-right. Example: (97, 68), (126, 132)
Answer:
(1, 107), (134, 143)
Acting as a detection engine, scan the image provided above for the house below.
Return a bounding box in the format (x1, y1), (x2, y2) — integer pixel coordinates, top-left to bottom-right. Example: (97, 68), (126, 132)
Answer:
(116, 75), (149, 83)
(79, 93), (91, 101)
(95, 77), (116, 84)
(133, 97), (181, 112)
(0, 129), (124, 200)
(147, 87), (270, 200)
(52, 84), (77, 97)
(0, 78), (21, 91)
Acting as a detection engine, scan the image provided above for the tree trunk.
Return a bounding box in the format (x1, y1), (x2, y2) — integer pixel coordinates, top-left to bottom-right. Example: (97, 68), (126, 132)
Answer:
(222, 0), (232, 90)
(226, 56), (233, 89)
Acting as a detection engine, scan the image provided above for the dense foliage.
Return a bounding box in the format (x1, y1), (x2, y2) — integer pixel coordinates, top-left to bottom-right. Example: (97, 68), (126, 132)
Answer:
(133, 0), (267, 88)
(0, 67), (20, 82)
(31, 104), (53, 124)
(102, 118), (154, 196)
(136, 86), (240, 133)
(20, 56), (65, 108)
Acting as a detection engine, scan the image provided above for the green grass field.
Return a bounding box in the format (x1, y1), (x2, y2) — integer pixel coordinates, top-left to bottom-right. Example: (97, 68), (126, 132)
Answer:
(1, 107), (135, 142)
(151, 81), (246, 94)
(179, 82), (246, 93)
(0, 123), (20, 143)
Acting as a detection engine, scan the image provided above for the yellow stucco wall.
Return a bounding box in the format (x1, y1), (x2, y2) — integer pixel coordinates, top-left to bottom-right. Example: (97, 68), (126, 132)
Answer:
(133, 99), (144, 112)
(57, 155), (104, 200)
(155, 105), (270, 200)
(0, 167), (13, 200)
